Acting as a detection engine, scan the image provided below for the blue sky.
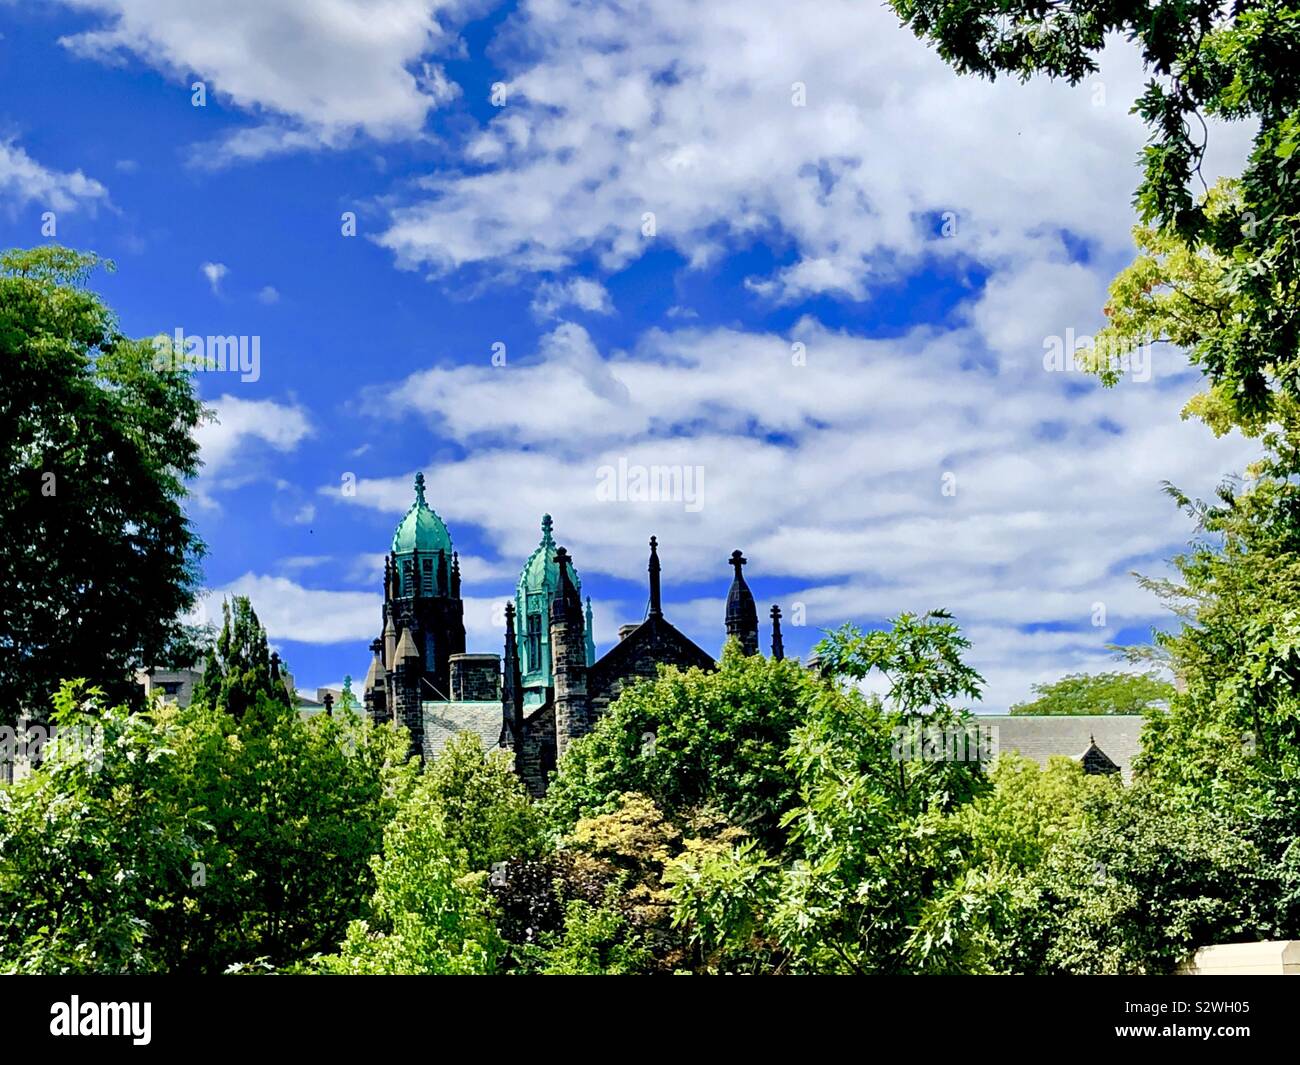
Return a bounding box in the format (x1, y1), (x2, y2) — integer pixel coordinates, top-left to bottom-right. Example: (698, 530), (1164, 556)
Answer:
(0, 1), (1259, 707)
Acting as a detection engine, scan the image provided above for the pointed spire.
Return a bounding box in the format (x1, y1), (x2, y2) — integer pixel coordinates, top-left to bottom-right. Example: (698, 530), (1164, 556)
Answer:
(725, 549), (759, 655)
(270, 650), (281, 681)
(365, 638), (384, 692)
(552, 546), (583, 618)
(502, 602), (524, 748)
(585, 595), (597, 665)
(396, 623), (420, 663)
(648, 535), (662, 618)
(383, 614), (397, 669)
(770, 604), (785, 661)
(451, 550), (461, 597)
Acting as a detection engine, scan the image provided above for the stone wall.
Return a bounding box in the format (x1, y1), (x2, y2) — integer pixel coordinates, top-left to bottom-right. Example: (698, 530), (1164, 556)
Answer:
(449, 653), (501, 701)
(518, 700), (556, 798)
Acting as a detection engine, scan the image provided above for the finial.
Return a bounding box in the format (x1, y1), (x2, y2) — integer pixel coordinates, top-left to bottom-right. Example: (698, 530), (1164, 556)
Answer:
(730, 549), (747, 575)
(323, 692), (334, 717)
(770, 604), (785, 661)
(505, 600), (516, 628)
(542, 513), (554, 542)
(270, 650), (281, 680)
(414, 471), (426, 504)
(648, 535), (663, 618)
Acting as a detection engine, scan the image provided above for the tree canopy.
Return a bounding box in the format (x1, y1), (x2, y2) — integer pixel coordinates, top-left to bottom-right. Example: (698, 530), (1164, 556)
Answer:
(1010, 671), (1175, 716)
(0, 246), (207, 722)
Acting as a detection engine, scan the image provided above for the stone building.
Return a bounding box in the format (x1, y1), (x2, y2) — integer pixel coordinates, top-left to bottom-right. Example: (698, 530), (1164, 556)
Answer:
(356, 474), (1147, 796)
(363, 474), (755, 794)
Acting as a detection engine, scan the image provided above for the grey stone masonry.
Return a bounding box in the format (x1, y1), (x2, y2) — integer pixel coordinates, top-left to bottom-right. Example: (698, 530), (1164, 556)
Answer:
(450, 653), (501, 701)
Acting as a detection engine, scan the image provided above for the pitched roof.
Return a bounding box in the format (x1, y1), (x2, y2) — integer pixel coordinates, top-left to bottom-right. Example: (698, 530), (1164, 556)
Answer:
(421, 700), (503, 759)
(980, 714), (1145, 781)
(589, 612), (715, 688)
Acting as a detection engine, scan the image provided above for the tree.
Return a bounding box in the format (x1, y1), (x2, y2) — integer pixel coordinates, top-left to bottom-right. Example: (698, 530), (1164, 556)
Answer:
(1010, 671), (1175, 716)
(888, 1), (1300, 438)
(312, 787), (501, 976)
(0, 683), (196, 974)
(191, 596), (293, 718)
(418, 732), (545, 872)
(543, 643), (832, 849)
(155, 691), (412, 973)
(0, 680), (412, 974)
(1131, 474), (1300, 802)
(1027, 784), (1272, 974)
(0, 246), (207, 721)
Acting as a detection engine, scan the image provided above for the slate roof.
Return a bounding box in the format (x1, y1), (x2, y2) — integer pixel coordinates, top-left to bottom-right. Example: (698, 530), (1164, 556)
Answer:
(422, 700), (503, 759)
(980, 714), (1146, 781)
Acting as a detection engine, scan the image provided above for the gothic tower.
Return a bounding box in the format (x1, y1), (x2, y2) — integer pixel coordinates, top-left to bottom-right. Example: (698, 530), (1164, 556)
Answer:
(515, 514), (595, 709)
(725, 549), (759, 655)
(500, 601), (525, 762)
(384, 472), (466, 700)
(550, 546), (590, 759)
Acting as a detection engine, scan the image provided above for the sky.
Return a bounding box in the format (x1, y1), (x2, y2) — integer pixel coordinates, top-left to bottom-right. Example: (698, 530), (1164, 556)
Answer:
(0, 0), (1262, 709)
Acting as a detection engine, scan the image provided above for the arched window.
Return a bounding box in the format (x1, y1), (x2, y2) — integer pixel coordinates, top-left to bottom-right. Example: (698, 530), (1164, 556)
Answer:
(526, 612), (543, 672)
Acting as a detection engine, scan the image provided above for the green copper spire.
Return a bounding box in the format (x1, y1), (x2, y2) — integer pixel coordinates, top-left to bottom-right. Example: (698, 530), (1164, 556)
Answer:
(515, 514), (594, 705)
(391, 472), (453, 556)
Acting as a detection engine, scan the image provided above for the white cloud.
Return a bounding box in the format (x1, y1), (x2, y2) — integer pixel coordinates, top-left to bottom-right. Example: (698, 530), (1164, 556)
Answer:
(200, 261), (228, 294)
(56, 0), (488, 157)
(257, 285), (280, 304)
(376, 0), (1252, 300)
(193, 394), (313, 505)
(333, 311), (1257, 709)
(531, 277), (615, 319)
(199, 574), (378, 644)
(0, 138), (108, 214)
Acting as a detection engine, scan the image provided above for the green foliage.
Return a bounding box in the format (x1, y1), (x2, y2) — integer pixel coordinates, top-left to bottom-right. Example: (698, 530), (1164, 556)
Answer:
(192, 596), (293, 718)
(814, 610), (984, 715)
(527, 897), (650, 976)
(311, 736), (547, 974)
(769, 672), (986, 973)
(908, 755), (1104, 973)
(0, 683), (196, 973)
(0, 246), (207, 721)
(1010, 671), (1175, 716)
(418, 731), (546, 872)
(664, 835), (780, 974)
(313, 798), (500, 976)
(1133, 475), (1300, 804)
(1026, 784), (1272, 974)
(543, 646), (822, 848)
(154, 693), (412, 973)
(0, 681), (411, 974)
